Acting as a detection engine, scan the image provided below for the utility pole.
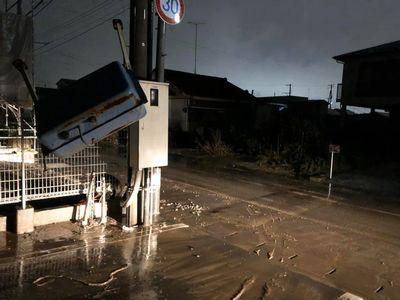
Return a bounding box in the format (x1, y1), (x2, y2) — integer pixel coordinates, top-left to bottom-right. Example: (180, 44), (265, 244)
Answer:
(147, 0), (154, 80)
(17, 0), (21, 14)
(127, 0), (150, 226)
(127, 0), (168, 227)
(286, 84), (292, 96)
(156, 15), (166, 82)
(328, 84), (334, 109)
(130, 0), (150, 79)
(188, 21), (204, 74)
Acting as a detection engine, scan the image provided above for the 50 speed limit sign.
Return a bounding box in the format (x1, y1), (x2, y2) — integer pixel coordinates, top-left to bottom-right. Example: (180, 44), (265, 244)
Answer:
(155, 0), (185, 25)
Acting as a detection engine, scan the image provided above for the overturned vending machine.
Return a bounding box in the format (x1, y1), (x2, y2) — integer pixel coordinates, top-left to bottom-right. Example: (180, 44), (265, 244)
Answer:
(14, 59), (148, 158)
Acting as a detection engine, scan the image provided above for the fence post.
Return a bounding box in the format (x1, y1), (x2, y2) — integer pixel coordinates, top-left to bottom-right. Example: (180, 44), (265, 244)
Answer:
(19, 108), (26, 209)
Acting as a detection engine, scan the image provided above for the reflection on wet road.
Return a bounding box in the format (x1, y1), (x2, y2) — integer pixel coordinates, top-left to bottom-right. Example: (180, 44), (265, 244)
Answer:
(0, 220), (344, 300)
(0, 224), (186, 299)
(1, 153), (398, 299)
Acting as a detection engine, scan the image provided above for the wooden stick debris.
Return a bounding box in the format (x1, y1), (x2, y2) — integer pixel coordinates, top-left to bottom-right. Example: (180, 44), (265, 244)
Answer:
(325, 268), (336, 276)
(231, 276), (255, 300)
(256, 242), (266, 248)
(225, 232), (239, 238)
(33, 264), (129, 287)
(267, 249), (275, 260)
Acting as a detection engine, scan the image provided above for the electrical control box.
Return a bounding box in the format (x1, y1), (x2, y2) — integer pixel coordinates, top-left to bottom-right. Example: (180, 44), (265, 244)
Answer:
(129, 81), (169, 170)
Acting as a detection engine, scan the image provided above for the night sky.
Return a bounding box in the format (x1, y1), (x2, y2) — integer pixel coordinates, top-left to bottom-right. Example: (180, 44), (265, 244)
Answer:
(33, 0), (400, 103)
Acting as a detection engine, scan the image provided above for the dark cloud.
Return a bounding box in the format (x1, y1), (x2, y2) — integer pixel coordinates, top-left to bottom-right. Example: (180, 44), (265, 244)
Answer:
(34, 0), (400, 98)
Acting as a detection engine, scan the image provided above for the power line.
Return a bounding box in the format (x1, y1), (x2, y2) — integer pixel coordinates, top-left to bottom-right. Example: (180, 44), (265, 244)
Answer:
(39, 0), (115, 37)
(25, 0), (44, 16)
(33, 0), (55, 17)
(35, 3), (128, 52)
(36, 6), (129, 56)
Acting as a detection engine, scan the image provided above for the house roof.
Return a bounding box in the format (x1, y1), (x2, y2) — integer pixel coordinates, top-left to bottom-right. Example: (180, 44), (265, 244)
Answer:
(257, 96), (308, 105)
(333, 40), (400, 62)
(165, 69), (255, 100)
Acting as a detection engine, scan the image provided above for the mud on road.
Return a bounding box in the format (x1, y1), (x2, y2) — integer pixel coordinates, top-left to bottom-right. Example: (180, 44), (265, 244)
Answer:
(0, 150), (399, 299)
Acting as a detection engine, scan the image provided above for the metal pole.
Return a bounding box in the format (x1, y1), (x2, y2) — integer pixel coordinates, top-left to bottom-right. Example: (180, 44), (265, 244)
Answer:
(19, 108), (26, 209)
(147, 0), (154, 80)
(130, 0), (148, 78)
(329, 151), (334, 180)
(5, 105), (8, 128)
(156, 16), (166, 82)
(113, 19), (132, 69)
(286, 84), (292, 96)
(188, 22), (204, 74)
(128, 0), (149, 227)
(194, 25), (198, 74)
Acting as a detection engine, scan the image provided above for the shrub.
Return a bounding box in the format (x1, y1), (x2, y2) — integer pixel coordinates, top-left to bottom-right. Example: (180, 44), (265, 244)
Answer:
(199, 131), (233, 157)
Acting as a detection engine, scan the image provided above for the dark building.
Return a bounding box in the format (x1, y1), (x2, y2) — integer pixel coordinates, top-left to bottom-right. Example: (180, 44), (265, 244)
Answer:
(165, 70), (255, 134)
(254, 96), (328, 131)
(334, 41), (400, 117)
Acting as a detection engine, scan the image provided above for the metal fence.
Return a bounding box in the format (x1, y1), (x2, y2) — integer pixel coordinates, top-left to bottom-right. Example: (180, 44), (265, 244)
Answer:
(0, 146), (106, 205)
(0, 101), (106, 206)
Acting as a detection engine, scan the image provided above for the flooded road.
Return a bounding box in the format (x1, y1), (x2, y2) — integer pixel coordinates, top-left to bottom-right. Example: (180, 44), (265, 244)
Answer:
(0, 221), (342, 300)
(0, 150), (399, 299)
(162, 160), (400, 300)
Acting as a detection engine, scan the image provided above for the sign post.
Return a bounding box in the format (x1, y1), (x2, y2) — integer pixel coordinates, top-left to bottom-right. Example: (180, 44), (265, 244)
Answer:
(329, 144), (341, 180)
(155, 0), (185, 25)
(328, 144), (340, 197)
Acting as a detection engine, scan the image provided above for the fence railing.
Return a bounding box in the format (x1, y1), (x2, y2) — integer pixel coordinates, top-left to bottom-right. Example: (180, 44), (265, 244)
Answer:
(0, 101), (106, 206)
(0, 146), (106, 205)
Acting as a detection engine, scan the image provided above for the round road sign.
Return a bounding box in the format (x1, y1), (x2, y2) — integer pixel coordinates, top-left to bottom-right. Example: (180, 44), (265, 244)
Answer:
(155, 0), (185, 25)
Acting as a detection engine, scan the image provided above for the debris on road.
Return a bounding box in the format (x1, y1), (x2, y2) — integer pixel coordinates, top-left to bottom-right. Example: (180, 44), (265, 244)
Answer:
(254, 249), (261, 256)
(256, 242), (266, 248)
(374, 286), (384, 293)
(288, 254), (298, 260)
(231, 276), (256, 300)
(325, 268), (337, 276)
(168, 201), (204, 216)
(267, 249), (275, 260)
(225, 232), (239, 238)
(33, 264), (129, 287)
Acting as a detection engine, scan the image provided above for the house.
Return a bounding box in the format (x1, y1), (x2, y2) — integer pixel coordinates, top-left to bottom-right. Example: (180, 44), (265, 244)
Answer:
(254, 96), (328, 131)
(334, 41), (400, 118)
(165, 70), (255, 134)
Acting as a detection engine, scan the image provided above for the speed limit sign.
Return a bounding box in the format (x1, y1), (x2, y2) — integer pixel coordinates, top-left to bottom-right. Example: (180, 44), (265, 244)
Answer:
(155, 0), (185, 25)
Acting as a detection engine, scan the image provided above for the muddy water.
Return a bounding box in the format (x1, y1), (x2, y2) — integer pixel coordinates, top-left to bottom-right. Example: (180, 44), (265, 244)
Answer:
(0, 220), (343, 300)
(161, 169), (400, 300)
(4, 145), (391, 298)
